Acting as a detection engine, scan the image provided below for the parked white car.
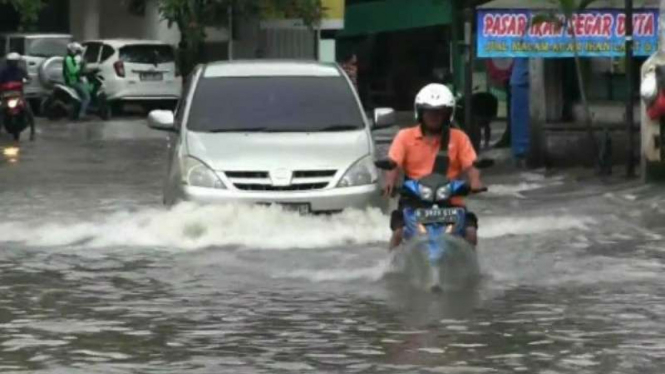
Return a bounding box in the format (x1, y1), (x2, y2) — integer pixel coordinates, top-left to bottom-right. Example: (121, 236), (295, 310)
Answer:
(0, 33), (72, 104)
(82, 39), (182, 114)
(147, 61), (395, 212)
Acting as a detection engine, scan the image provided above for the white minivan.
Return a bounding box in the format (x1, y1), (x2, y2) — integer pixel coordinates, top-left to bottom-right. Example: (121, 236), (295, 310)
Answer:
(148, 61), (395, 213)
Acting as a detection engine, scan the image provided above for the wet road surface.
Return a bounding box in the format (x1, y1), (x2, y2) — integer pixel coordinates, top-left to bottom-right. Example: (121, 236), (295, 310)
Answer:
(0, 119), (664, 373)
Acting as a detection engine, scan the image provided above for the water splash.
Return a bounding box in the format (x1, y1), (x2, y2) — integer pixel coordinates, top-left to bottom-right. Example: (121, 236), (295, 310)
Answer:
(480, 215), (595, 239)
(0, 203), (388, 250)
(0, 203), (594, 250)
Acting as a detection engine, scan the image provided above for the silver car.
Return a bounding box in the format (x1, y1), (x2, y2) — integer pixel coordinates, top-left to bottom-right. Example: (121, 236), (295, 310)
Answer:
(0, 33), (72, 100)
(148, 60), (395, 213)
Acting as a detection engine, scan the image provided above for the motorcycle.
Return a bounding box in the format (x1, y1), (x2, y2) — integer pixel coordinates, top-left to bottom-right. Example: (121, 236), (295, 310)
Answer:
(376, 159), (486, 292)
(42, 65), (110, 121)
(1, 81), (34, 141)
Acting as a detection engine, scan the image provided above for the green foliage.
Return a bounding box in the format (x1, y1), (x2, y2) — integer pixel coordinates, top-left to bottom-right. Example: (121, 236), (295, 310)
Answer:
(1, 0), (46, 31)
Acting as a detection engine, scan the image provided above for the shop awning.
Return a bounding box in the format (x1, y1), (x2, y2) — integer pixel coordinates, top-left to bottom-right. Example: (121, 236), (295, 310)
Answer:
(339, 0), (453, 37)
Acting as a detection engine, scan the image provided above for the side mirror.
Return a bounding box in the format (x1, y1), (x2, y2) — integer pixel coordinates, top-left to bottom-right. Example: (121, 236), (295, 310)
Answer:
(372, 107), (395, 130)
(148, 110), (176, 132)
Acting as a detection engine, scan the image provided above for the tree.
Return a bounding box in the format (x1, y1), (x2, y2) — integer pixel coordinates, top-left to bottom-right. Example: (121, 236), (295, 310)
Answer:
(0, 0), (46, 31)
(128, 0), (323, 77)
(532, 0), (600, 165)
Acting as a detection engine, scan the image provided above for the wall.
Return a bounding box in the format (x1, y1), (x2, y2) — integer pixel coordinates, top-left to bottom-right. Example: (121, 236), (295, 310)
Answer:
(99, 0), (145, 40)
(67, 0), (316, 63)
(69, 0), (100, 40)
(262, 28), (315, 59)
(70, 0), (180, 44)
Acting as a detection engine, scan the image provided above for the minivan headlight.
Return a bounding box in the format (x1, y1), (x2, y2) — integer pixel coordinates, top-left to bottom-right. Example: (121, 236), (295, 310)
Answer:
(337, 156), (378, 188)
(183, 157), (226, 189)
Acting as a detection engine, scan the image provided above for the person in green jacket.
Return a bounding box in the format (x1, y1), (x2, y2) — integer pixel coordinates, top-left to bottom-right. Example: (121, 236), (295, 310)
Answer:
(63, 42), (90, 119)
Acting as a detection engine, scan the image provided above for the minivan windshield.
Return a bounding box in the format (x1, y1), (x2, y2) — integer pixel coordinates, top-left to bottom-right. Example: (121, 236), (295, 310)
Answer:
(187, 76), (365, 133)
(25, 37), (71, 57)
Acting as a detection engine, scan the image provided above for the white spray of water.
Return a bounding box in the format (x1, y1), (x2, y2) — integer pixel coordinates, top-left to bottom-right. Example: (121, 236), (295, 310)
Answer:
(480, 215), (595, 239)
(0, 203), (595, 251)
(0, 203), (389, 250)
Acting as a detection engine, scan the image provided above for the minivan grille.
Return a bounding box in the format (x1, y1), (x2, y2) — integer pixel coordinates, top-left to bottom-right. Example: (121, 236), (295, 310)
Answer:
(224, 169), (337, 192)
(225, 171), (269, 179)
(293, 170), (337, 178)
(234, 183), (328, 191)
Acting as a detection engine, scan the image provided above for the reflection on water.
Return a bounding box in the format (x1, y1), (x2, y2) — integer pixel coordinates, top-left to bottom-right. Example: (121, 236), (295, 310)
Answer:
(0, 120), (664, 373)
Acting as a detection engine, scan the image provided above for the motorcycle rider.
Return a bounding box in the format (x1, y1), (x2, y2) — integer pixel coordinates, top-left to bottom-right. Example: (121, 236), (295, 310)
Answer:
(0, 52), (35, 139)
(0, 52), (29, 85)
(63, 42), (90, 120)
(384, 83), (484, 249)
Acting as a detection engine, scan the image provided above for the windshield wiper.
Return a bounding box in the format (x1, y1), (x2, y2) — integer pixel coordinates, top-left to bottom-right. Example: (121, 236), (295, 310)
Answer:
(314, 124), (362, 132)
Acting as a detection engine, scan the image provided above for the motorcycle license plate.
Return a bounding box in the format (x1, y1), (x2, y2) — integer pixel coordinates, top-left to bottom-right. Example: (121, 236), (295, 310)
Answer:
(140, 72), (163, 81)
(415, 207), (463, 224)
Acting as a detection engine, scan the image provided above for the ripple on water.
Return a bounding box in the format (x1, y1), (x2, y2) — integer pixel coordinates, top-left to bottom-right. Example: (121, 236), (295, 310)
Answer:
(73, 350), (132, 361)
(1, 338), (69, 352)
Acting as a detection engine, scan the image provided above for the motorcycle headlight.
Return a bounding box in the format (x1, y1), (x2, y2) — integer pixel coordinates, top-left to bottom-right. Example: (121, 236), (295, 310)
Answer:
(420, 185), (434, 201)
(436, 185), (452, 201)
(337, 156), (378, 188)
(7, 98), (19, 109)
(182, 157), (226, 189)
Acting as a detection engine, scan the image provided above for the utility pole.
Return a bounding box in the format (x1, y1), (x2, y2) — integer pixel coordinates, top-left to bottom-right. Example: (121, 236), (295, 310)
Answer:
(626, 0), (635, 177)
(464, 8), (479, 151)
(228, 4), (234, 60)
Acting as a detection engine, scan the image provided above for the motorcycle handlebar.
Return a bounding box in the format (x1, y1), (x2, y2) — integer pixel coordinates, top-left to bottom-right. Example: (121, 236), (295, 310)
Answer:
(375, 159), (397, 171)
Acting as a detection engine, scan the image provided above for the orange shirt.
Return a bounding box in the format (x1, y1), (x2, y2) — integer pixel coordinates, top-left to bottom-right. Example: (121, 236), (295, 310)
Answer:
(388, 125), (477, 204)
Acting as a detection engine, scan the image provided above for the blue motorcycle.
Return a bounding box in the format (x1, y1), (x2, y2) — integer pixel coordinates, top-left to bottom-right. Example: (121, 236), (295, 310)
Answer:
(376, 160), (486, 292)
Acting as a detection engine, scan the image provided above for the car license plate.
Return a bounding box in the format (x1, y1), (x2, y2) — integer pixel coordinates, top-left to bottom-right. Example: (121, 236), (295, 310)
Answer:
(259, 203), (311, 214)
(140, 72), (163, 81)
(280, 203), (311, 214)
(415, 207), (463, 224)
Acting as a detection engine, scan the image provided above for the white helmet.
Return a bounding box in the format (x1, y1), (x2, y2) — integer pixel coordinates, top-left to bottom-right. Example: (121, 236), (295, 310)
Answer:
(6, 52), (21, 61)
(67, 42), (83, 54)
(414, 83), (456, 122)
(641, 69), (658, 104)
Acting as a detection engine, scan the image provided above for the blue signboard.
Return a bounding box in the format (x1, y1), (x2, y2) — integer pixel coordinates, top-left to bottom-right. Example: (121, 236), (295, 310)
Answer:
(477, 9), (659, 58)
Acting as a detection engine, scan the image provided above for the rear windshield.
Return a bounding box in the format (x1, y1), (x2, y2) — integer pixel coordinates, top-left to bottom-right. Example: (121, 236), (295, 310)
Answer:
(187, 76), (365, 133)
(25, 37), (71, 57)
(119, 45), (175, 64)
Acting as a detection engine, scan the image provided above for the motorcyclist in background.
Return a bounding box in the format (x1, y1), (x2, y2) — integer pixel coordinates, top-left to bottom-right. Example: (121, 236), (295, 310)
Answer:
(0, 52), (35, 139)
(63, 42), (90, 120)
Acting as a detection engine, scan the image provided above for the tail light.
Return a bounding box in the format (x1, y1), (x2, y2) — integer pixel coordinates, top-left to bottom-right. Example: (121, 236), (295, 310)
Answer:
(114, 61), (126, 77)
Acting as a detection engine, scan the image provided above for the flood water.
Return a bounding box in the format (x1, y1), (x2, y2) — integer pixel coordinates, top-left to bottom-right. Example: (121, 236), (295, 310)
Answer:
(0, 119), (664, 373)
